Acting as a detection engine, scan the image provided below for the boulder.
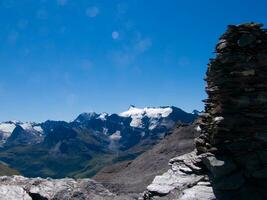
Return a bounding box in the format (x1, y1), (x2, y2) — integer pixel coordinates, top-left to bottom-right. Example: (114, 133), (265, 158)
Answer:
(0, 185), (31, 200)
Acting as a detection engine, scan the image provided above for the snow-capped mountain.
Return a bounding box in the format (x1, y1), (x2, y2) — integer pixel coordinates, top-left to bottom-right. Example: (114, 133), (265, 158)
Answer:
(0, 106), (198, 178)
(0, 121), (44, 146)
(71, 106), (197, 150)
(119, 106), (173, 128)
(0, 122), (16, 146)
(0, 106), (197, 148)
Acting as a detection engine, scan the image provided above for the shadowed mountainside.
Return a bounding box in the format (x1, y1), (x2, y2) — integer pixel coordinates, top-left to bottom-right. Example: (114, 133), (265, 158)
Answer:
(94, 124), (199, 196)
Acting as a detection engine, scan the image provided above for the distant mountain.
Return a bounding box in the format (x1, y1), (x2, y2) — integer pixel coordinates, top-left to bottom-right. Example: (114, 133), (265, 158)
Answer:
(0, 106), (197, 178)
(0, 121), (44, 146)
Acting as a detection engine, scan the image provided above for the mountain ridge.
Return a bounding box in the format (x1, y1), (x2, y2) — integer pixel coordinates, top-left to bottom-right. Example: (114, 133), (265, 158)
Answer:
(0, 106), (198, 178)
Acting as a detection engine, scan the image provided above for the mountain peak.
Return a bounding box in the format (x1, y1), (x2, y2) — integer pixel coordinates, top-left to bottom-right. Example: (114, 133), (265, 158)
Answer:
(75, 112), (98, 123)
(97, 112), (108, 121)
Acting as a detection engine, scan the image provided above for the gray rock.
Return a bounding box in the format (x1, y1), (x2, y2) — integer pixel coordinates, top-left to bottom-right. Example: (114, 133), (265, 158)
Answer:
(0, 176), (131, 200)
(169, 150), (203, 173)
(179, 185), (216, 200)
(146, 169), (204, 195)
(0, 185), (31, 200)
(145, 151), (209, 198)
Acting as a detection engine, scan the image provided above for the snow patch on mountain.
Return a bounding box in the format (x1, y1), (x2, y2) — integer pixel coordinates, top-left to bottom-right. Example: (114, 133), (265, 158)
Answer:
(130, 117), (143, 128)
(20, 123), (33, 130)
(0, 121), (45, 146)
(75, 112), (98, 123)
(0, 123), (16, 143)
(33, 126), (43, 133)
(119, 106), (173, 128)
(103, 128), (108, 135)
(109, 131), (121, 141)
(148, 119), (159, 130)
(0, 123), (16, 134)
(120, 106), (173, 118)
(18, 123), (43, 133)
(97, 113), (108, 121)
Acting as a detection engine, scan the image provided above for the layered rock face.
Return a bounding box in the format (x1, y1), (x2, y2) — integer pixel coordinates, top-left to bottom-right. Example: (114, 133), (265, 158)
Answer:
(197, 22), (267, 152)
(143, 23), (267, 200)
(196, 23), (267, 199)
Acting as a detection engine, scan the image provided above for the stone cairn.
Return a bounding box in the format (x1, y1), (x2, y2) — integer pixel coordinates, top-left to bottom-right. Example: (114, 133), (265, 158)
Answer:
(196, 23), (267, 199)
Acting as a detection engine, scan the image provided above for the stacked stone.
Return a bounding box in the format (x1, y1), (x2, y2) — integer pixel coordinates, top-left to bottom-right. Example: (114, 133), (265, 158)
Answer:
(196, 22), (267, 154)
(196, 23), (267, 199)
(141, 23), (267, 200)
(142, 23), (267, 200)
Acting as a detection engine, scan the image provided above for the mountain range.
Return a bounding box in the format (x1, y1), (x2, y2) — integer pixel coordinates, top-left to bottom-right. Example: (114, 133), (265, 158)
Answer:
(0, 106), (197, 178)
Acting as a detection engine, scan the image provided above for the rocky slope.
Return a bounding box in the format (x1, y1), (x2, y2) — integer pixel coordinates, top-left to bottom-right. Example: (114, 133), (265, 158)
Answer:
(0, 175), (132, 200)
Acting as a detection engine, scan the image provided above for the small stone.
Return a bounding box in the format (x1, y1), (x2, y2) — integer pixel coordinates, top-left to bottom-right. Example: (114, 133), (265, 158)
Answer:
(195, 138), (205, 146)
(197, 181), (212, 186)
(214, 116), (224, 123)
(179, 185), (216, 200)
(217, 41), (228, 51)
(0, 185), (32, 200)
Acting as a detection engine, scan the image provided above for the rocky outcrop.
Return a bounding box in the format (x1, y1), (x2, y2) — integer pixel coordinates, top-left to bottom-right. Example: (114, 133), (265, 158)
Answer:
(196, 22), (267, 199)
(196, 22), (267, 153)
(0, 176), (134, 200)
(143, 151), (215, 200)
(142, 23), (267, 200)
(0, 176), (132, 200)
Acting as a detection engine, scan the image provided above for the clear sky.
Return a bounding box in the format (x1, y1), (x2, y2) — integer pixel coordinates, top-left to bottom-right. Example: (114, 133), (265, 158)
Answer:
(0, 0), (266, 122)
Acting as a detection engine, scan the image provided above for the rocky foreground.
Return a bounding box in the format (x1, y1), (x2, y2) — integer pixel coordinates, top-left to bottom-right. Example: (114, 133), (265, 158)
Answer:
(0, 176), (132, 200)
(143, 150), (215, 200)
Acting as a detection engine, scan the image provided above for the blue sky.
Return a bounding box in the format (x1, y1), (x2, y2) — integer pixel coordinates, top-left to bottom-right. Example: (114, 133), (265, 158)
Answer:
(0, 0), (266, 122)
